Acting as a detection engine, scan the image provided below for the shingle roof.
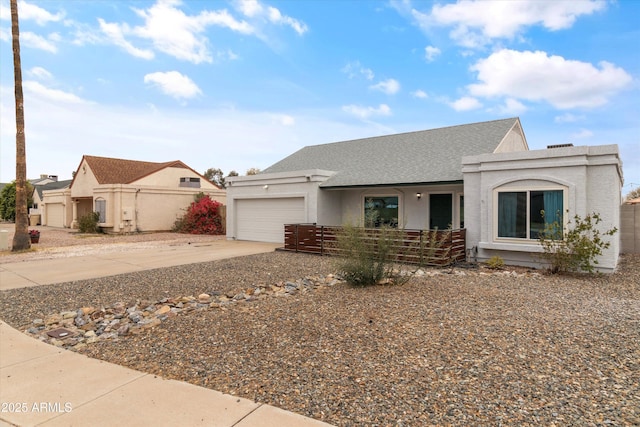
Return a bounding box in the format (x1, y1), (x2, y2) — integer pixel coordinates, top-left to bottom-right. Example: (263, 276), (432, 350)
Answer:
(79, 155), (190, 185)
(34, 179), (72, 199)
(263, 118), (524, 188)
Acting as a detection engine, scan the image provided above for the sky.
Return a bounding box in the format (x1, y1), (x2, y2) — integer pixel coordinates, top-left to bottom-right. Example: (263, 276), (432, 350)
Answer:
(0, 0), (638, 196)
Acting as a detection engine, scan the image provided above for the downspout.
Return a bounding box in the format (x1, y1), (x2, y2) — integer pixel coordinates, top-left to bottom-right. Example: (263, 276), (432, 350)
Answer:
(135, 188), (140, 232)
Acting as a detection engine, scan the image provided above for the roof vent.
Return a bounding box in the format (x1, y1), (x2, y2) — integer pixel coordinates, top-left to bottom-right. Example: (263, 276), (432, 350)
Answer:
(547, 143), (574, 149)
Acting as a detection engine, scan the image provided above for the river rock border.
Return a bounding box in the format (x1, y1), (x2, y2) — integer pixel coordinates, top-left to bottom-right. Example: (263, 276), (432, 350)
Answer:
(24, 268), (540, 351)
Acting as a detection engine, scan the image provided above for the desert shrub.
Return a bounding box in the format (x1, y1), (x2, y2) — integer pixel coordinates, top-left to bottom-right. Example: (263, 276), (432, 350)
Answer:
(538, 211), (617, 274)
(333, 222), (411, 287)
(486, 255), (505, 270)
(174, 194), (224, 235)
(77, 212), (101, 233)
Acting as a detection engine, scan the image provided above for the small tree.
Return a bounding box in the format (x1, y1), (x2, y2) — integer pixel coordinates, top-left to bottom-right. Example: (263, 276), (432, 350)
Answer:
(203, 168), (239, 189)
(173, 194), (224, 234)
(0, 181), (33, 221)
(538, 211), (617, 274)
(625, 186), (640, 202)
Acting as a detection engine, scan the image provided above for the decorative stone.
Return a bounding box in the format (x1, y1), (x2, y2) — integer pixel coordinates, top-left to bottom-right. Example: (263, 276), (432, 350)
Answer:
(154, 305), (171, 316)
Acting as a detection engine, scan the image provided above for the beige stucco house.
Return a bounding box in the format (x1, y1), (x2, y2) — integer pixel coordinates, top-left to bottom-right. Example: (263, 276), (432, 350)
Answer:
(41, 155), (225, 233)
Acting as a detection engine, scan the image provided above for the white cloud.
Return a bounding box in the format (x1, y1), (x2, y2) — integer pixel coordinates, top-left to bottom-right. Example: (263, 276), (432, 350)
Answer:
(449, 96), (482, 111)
(143, 71), (202, 100)
(272, 114), (295, 126)
(97, 1), (254, 64)
(424, 45), (441, 62)
(98, 19), (154, 60)
(498, 98), (527, 115)
(409, 0), (607, 48)
(234, 0), (308, 35)
(236, 0), (263, 17)
(370, 78), (401, 95)
(23, 81), (89, 104)
(342, 104), (392, 119)
(412, 89), (428, 99)
(15, 1), (65, 25)
(342, 61), (374, 80)
(468, 49), (633, 109)
(21, 31), (57, 53)
(554, 113), (585, 123)
(28, 66), (53, 80)
(267, 6), (308, 35)
(571, 128), (593, 139)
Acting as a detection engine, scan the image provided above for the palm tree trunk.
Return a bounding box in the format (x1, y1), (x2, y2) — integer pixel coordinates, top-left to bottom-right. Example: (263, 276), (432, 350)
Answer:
(10, 0), (30, 251)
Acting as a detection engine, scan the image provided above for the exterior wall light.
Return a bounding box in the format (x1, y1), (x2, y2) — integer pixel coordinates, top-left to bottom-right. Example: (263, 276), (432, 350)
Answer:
(263, 185), (269, 190)
(416, 192), (422, 199)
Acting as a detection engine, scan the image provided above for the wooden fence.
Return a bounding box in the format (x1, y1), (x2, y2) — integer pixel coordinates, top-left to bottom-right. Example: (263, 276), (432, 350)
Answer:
(283, 224), (466, 266)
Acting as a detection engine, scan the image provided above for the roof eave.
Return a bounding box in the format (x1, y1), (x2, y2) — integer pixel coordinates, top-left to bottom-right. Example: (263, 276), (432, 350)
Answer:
(320, 179), (464, 190)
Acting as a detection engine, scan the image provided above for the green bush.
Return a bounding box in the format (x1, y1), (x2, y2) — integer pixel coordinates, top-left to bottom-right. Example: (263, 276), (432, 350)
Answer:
(78, 212), (101, 233)
(538, 211), (617, 274)
(486, 255), (505, 270)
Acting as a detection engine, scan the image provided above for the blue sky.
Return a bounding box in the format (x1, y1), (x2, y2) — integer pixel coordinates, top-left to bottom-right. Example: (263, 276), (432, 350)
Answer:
(1, 0), (638, 196)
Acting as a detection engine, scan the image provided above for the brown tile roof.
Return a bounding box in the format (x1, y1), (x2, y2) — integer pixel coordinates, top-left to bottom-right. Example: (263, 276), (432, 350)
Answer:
(78, 155), (191, 185)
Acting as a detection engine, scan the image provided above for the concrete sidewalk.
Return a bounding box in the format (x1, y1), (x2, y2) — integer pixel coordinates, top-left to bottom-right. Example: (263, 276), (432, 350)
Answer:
(0, 241), (334, 427)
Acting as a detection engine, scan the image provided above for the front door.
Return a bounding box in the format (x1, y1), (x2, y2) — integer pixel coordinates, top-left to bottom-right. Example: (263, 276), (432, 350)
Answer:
(430, 193), (452, 230)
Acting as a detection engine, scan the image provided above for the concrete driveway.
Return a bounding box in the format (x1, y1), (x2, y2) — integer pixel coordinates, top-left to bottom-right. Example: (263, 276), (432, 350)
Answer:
(0, 239), (280, 290)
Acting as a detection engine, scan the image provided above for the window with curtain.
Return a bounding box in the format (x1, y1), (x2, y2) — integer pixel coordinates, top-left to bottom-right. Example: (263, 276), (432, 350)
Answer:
(497, 189), (564, 240)
(95, 199), (106, 223)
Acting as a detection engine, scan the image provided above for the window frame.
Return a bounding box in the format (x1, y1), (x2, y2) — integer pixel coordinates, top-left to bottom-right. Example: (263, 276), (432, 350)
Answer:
(363, 194), (401, 228)
(94, 198), (106, 223)
(493, 186), (567, 243)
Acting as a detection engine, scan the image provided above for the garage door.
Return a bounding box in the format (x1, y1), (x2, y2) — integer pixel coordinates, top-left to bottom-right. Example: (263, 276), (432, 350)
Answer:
(236, 198), (305, 243)
(46, 203), (64, 227)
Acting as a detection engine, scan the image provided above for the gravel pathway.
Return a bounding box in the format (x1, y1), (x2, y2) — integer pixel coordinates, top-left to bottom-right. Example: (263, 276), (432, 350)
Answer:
(1, 230), (638, 426)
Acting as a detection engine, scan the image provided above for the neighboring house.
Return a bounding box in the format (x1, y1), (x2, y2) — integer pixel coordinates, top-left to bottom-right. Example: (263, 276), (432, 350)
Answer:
(29, 174), (60, 186)
(226, 117), (623, 272)
(30, 178), (72, 225)
(41, 155), (225, 233)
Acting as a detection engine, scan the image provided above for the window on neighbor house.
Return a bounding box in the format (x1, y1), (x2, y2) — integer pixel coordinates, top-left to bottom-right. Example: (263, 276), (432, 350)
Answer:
(179, 177), (201, 188)
(364, 196), (399, 228)
(95, 199), (106, 223)
(497, 189), (564, 240)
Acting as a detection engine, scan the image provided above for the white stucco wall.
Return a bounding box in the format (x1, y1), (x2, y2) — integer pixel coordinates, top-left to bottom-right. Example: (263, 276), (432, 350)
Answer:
(462, 144), (622, 272)
(226, 170), (335, 240)
(334, 184), (464, 229)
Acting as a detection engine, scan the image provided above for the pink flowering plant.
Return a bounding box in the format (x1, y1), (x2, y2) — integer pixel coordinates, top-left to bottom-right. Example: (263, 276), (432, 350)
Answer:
(173, 194), (224, 235)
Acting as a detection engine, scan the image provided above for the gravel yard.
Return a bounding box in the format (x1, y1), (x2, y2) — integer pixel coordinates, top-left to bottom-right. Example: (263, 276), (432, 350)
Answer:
(1, 226), (638, 426)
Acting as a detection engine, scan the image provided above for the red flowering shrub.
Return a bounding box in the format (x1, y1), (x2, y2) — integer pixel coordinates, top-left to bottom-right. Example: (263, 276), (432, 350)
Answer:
(174, 194), (224, 235)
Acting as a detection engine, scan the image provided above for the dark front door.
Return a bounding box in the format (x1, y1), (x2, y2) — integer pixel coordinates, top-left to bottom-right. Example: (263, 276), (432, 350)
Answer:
(430, 193), (452, 230)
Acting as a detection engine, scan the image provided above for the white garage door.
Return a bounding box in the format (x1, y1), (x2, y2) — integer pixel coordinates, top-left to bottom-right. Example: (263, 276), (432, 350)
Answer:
(236, 198), (305, 243)
(46, 203), (64, 228)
